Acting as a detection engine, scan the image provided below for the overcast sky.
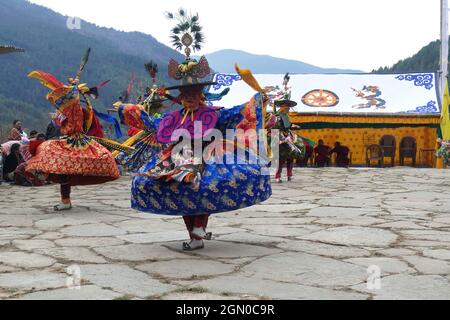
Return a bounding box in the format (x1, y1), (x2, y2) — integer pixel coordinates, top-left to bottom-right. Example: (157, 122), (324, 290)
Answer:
(28, 0), (443, 72)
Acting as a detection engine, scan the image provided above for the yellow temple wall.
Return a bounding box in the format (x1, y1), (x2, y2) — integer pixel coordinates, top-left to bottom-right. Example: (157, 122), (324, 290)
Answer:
(290, 114), (440, 166)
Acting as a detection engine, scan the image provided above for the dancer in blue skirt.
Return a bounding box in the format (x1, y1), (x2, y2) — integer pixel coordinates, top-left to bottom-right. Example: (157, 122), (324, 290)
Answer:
(119, 10), (272, 250)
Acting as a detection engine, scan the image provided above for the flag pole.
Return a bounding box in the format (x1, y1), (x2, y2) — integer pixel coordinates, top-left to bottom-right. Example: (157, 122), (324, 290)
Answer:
(440, 0), (449, 97)
(437, 0), (449, 168)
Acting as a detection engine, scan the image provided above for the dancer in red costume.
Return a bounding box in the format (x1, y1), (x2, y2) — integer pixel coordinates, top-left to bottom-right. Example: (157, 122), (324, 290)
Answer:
(26, 49), (120, 211)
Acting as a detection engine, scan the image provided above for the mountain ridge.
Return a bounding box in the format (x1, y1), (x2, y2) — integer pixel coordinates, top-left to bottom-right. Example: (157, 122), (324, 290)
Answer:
(0, 0), (386, 139)
(0, 0), (183, 135)
(373, 40), (443, 73)
(196, 49), (363, 74)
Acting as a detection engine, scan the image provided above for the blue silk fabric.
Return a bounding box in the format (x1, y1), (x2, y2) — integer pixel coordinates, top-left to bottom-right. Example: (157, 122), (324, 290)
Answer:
(131, 93), (272, 216)
(116, 106), (164, 173)
(116, 132), (163, 173)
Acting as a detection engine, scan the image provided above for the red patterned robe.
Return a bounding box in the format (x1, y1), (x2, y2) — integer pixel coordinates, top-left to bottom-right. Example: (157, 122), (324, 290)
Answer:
(26, 71), (119, 186)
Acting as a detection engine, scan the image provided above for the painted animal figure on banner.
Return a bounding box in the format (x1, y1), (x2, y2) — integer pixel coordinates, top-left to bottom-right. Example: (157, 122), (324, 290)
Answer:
(351, 85), (386, 110)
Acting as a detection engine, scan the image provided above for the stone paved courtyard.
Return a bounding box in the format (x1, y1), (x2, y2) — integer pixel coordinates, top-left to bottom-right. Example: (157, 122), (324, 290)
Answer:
(0, 167), (450, 300)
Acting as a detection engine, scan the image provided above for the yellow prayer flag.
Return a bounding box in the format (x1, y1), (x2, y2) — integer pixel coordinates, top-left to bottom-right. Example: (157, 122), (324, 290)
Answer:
(441, 80), (450, 140)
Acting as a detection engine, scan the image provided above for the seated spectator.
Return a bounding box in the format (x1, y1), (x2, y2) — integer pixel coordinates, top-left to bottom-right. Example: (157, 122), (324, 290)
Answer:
(8, 120), (27, 141)
(14, 162), (45, 186)
(1, 140), (21, 157)
(2, 143), (24, 181)
(22, 133), (46, 161)
(314, 140), (331, 167)
(14, 134), (47, 186)
(14, 162), (45, 187)
(29, 130), (38, 139)
(331, 141), (351, 168)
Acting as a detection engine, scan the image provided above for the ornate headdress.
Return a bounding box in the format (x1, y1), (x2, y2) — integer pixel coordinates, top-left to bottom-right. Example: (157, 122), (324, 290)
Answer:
(28, 49), (123, 138)
(141, 61), (167, 114)
(28, 48), (95, 106)
(164, 8), (215, 91)
(273, 73), (297, 108)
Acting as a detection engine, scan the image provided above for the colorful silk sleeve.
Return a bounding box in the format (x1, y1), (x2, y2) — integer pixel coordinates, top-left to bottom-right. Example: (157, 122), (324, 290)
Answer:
(93, 109), (122, 139)
(216, 105), (244, 133)
(222, 93), (265, 133)
(141, 112), (163, 132)
(118, 104), (146, 130)
(118, 104), (162, 132)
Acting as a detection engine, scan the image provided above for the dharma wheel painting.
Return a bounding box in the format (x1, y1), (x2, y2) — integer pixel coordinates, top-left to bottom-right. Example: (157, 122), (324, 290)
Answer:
(301, 89), (340, 108)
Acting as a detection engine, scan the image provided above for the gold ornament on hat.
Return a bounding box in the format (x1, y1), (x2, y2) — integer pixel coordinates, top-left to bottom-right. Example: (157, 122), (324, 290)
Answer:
(165, 8), (204, 59)
(165, 8), (215, 90)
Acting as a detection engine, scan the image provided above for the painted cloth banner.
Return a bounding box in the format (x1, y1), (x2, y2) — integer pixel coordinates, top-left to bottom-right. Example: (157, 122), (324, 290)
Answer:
(208, 73), (441, 115)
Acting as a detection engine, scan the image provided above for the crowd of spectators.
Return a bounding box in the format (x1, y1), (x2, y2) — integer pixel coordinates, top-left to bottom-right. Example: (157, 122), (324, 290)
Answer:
(1, 119), (53, 185)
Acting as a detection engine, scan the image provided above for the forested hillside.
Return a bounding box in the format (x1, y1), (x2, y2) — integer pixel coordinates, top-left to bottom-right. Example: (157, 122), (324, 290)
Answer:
(0, 0), (182, 137)
(373, 40), (443, 74)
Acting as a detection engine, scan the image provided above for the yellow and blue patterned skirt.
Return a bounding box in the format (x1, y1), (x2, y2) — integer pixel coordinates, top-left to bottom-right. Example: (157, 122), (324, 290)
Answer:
(131, 151), (272, 216)
(116, 132), (163, 173)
